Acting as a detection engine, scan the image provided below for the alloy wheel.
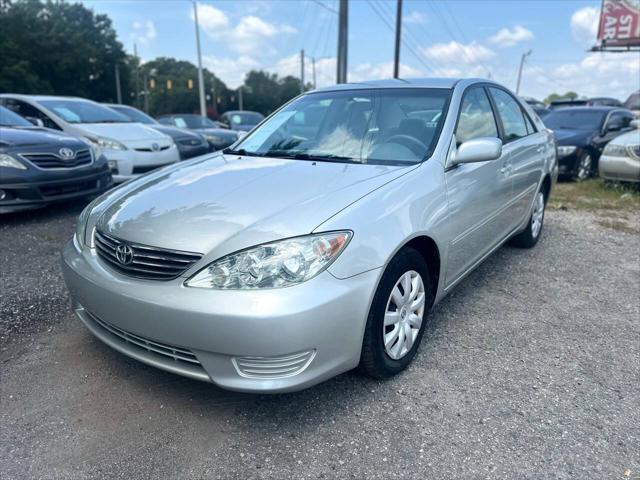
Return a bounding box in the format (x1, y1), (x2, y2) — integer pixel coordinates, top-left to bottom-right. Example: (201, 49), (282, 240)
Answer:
(383, 270), (425, 360)
(531, 191), (545, 239)
(577, 154), (592, 181)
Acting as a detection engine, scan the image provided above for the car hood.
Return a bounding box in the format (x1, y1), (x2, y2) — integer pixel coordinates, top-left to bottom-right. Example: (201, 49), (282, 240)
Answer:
(78, 122), (170, 143)
(195, 128), (238, 139)
(150, 125), (202, 141)
(552, 128), (592, 146)
(607, 129), (640, 146)
(97, 154), (409, 255)
(0, 127), (86, 148)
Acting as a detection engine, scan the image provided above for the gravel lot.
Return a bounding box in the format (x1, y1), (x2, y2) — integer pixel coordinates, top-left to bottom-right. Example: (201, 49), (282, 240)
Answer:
(1, 194), (639, 479)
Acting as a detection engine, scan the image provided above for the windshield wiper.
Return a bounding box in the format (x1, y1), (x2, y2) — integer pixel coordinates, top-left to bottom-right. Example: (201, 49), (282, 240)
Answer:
(263, 151), (360, 163)
(223, 148), (261, 157)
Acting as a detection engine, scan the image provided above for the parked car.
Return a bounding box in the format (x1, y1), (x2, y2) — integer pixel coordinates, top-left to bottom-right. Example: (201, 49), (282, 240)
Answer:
(599, 121), (640, 183)
(549, 98), (588, 110)
(105, 104), (210, 160)
(218, 110), (264, 132)
(586, 97), (623, 107)
(0, 95), (179, 183)
(0, 106), (111, 213)
(543, 107), (636, 180)
(623, 91), (640, 116)
(62, 78), (556, 393)
(156, 114), (239, 150)
(521, 97), (550, 119)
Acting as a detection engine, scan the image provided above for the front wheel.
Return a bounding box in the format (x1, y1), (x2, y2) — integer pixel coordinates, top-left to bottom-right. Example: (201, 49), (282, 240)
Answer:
(509, 190), (546, 248)
(573, 152), (593, 181)
(359, 248), (433, 378)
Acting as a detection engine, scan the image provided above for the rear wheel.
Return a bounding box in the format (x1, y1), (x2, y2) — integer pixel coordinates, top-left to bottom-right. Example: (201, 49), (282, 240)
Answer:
(359, 248), (432, 378)
(510, 190), (546, 248)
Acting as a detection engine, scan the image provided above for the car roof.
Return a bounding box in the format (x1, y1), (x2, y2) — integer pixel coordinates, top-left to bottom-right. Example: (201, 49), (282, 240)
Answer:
(548, 106), (625, 113)
(312, 77), (473, 93)
(0, 94), (92, 102)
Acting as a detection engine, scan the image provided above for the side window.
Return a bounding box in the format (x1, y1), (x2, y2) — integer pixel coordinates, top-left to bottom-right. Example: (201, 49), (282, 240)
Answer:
(10, 100), (61, 130)
(489, 88), (528, 142)
(524, 113), (536, 135)
(455, 87), (498, 144)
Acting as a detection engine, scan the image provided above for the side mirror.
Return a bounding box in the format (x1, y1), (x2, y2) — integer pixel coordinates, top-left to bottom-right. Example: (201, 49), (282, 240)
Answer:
(26, 116), (44, 127)
(630, 119), (639, 129)
(606, 121), (622, 132)
(453, 137), (502, 165)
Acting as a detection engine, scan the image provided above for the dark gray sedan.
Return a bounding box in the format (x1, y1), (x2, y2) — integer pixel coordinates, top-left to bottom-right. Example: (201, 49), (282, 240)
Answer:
(156, 114), (239, 151)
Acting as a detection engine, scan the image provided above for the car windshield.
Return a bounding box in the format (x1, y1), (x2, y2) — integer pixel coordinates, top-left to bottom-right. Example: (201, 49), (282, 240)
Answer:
(229, 112), (264, 126)
(110, 105), (156, 124)
(0, 106), (33, 127)
(231, 88), (451, 166)
(175, 115), (217, 129)
(39, 99), (131, 124)
(543, 110), (605, 130)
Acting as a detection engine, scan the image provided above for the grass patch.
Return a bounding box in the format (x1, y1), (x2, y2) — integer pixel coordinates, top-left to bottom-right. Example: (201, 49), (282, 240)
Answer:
(549, 179), (640, 212)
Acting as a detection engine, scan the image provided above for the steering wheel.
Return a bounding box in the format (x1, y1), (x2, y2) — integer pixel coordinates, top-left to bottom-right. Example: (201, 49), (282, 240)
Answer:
(385, 134), (427, 156)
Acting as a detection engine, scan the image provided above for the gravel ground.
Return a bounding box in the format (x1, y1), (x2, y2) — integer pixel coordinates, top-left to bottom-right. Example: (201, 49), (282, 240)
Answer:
(1, 199), (639, 479)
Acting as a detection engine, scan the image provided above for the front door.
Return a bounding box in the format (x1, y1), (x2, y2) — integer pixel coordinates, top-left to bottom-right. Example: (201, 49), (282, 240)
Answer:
(444, 86), (512, 289)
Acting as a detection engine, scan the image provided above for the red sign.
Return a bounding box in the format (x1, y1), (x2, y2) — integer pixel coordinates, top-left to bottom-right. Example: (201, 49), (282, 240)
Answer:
(597, 0), (640, 47)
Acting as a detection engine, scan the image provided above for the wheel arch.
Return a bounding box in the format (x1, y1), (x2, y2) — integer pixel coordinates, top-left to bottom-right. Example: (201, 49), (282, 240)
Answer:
(397, 235), (441, 304)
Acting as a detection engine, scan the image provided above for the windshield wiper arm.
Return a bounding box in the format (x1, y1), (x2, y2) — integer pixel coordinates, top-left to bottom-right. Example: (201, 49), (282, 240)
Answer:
(223, 147), (261, 157)
(262, 151), (359, 163)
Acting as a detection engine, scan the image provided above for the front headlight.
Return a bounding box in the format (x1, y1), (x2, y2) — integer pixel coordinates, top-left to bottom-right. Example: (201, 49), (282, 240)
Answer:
(0, 153), (27, 170)
(186, 231), (352, 290)
(204, 134), (224, 144)
(74, 197), (100, 248)
(603, 143), (628, 157)
(88, 136), (127, 151)
(557, 146), (577, 157)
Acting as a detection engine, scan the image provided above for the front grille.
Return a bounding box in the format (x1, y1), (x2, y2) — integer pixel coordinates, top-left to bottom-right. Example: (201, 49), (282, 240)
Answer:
(21, 149), (92, 169)
(134, 145), (171, 152)
(233, 350), (316, 379)
(132, 164), (164, 174)
(40, 179), (97, 197)
(94, 229), (203, 280)
(178, 138), (204, 146)
(87, 310), (202, 367)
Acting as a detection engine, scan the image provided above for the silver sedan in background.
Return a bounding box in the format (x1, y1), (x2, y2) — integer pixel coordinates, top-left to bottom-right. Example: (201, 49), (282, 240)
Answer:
(599, 121), (640, 183)
(61, 78), (557, 393)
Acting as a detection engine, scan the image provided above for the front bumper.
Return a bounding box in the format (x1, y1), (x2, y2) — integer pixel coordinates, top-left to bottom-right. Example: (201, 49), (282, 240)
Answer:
(557, 152), (579, 176)
(177, 143), (210, 160)
(0, 166), (112, 213)
(104, 146), (180, 183)
(598, 154), (640, 183)
(61, 240), (379, 393)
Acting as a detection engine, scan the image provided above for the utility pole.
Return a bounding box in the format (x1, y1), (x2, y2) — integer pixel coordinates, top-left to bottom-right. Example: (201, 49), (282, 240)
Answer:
(515, 50), (532, 95)
(312, 57), (317, 89)
(193, 1), (207, 117)
(393, 0), (403, 78)
(336, 0), (348, 84)
(300, 49), (305, 93)
(114, 64), (122, 104)
(134, 43), (140, 109)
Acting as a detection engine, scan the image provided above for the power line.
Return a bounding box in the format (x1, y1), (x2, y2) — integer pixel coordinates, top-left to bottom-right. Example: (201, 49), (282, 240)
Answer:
(366, 0), (433, 74)
(310, 0), (338, 15)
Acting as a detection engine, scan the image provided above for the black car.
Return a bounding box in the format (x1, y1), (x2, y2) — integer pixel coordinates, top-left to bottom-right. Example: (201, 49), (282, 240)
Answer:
(105, 104), (210, 160)
(543, 107), (636, 180)
(218, 110), (265, 132)
(0, 106), (112, 213)
(156, 114), (239, 151)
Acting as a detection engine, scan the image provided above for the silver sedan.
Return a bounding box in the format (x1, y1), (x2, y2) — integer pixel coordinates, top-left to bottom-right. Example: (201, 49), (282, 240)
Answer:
(62, 78), (557, 393)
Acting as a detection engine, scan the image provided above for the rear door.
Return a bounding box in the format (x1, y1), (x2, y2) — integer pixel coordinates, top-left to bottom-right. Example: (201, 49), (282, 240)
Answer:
(487, 87), (545, 225)
(444, 86), (512, 288)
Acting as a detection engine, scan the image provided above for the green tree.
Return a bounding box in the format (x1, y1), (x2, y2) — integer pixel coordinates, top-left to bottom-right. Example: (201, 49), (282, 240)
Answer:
(544, 91), (580, 104)
(0, 0), (131, 102)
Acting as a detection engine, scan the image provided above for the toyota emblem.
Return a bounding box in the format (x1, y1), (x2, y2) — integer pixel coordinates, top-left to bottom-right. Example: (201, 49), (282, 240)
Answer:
(58, 148), (75, 159)
(115, 244), (134, 265)
(151, 143), (160, 152)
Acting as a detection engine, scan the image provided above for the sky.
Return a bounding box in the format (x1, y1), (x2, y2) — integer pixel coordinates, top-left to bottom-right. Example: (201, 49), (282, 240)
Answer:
(80, 0), (640, 101)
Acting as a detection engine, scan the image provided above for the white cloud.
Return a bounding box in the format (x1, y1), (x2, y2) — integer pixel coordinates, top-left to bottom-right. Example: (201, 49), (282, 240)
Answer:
(191, 4), (296, 56)
(130, 20), (156, 47)
(488, 25), (534, 48)
(202, 55), (260, 89)
(419, 41), (495, 65)
(403, 11), (427, 24)
(570, 6), (599, 45)
(350, 62), (424, 82)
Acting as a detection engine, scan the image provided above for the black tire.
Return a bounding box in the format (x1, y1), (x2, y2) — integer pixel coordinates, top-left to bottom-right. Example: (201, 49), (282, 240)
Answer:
(572, 151), (593, 182)
(359, 247), (433, 379)
(510, 189), (546, 248)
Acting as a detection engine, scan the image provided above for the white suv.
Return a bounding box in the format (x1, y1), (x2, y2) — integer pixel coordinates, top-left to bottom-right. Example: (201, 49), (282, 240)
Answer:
(0, 95), (180, 183)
